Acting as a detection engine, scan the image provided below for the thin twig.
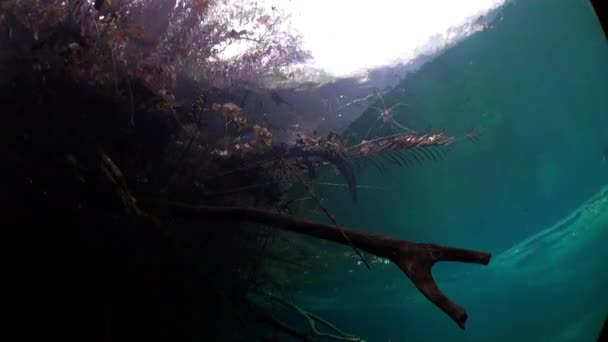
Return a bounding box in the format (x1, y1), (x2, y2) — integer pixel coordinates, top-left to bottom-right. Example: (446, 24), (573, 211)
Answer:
(269, 295), (364, 341)
(105, 11), (136, 126)
(314, 182), (385, 191)
(282, 161), (371, 270)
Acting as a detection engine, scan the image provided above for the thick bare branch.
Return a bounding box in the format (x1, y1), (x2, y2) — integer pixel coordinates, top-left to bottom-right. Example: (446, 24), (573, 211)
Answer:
(141, 198), (491, 329)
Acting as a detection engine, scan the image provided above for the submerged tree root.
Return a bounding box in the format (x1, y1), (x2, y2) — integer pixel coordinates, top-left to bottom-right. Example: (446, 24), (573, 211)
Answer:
(142, 198), (491, 329)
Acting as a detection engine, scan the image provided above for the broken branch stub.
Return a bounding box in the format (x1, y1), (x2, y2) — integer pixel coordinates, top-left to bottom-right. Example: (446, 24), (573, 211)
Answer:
(392, 242), (490, 329)
(143, 199), (491, 329)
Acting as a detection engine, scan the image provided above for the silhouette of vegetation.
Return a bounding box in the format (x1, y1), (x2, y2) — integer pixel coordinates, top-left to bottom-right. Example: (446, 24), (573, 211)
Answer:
(2, 1), (491, 341)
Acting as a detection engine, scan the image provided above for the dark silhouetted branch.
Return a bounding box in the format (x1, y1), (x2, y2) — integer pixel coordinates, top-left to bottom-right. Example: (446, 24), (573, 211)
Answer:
(141, 198), (491, 329)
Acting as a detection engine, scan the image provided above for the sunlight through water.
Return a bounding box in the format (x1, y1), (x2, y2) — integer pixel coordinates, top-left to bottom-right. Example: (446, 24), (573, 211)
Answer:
(210, 0), (508, 84)
(283, 0), (508, 78)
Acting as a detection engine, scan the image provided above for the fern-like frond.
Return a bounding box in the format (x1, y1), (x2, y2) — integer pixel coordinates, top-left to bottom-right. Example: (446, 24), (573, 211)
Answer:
(349, 131), (455, 171)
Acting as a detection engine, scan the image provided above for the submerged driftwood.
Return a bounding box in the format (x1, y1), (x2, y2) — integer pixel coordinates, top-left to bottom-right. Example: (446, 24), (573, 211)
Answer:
(141, 198), (491, 329)
(99, 128), (490, 329)
(97, 135), (491, 329)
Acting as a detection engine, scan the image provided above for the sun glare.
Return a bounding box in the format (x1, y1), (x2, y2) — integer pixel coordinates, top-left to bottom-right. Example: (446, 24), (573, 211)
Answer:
(213, 0), (507, 80)
(280, 0), (506, 77)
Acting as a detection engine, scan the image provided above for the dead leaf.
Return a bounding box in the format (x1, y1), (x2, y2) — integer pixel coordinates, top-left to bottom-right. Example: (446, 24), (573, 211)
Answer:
(42, 5), (63, 26)
(176, 47), (189, 59)
(136, 63), (159, 82)
(127, 25), (145, 39)
(358, 141), (371, 156)
(212, 102), (247, 130)
(109, 31), (126, 47)
(192, 0), (210, 14)
(253, 125), (273, 146)
(227, 29), (241, 39)
(257, 15), (271, 26)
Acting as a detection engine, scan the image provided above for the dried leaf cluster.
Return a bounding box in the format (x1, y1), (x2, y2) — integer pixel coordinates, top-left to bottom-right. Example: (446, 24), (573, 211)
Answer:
(2, 0), (310, 101)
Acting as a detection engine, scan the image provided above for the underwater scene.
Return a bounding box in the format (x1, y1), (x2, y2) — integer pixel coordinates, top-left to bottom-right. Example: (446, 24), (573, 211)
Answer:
(287, 0), (608, 340)
(3, 0), (607, 341)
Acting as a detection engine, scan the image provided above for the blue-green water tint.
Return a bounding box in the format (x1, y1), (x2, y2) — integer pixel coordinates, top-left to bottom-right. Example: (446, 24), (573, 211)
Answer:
(291, 0), (608, 340)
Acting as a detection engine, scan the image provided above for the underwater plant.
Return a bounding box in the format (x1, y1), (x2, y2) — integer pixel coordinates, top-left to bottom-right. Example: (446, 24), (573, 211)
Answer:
(2, 0), (494, 340)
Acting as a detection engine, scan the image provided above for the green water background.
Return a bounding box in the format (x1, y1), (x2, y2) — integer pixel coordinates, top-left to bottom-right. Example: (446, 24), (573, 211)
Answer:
(291, 0), (608, 340)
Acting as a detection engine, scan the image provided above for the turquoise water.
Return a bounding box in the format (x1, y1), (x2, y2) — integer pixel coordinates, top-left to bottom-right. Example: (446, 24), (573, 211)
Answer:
(291, 0), (608, 340)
